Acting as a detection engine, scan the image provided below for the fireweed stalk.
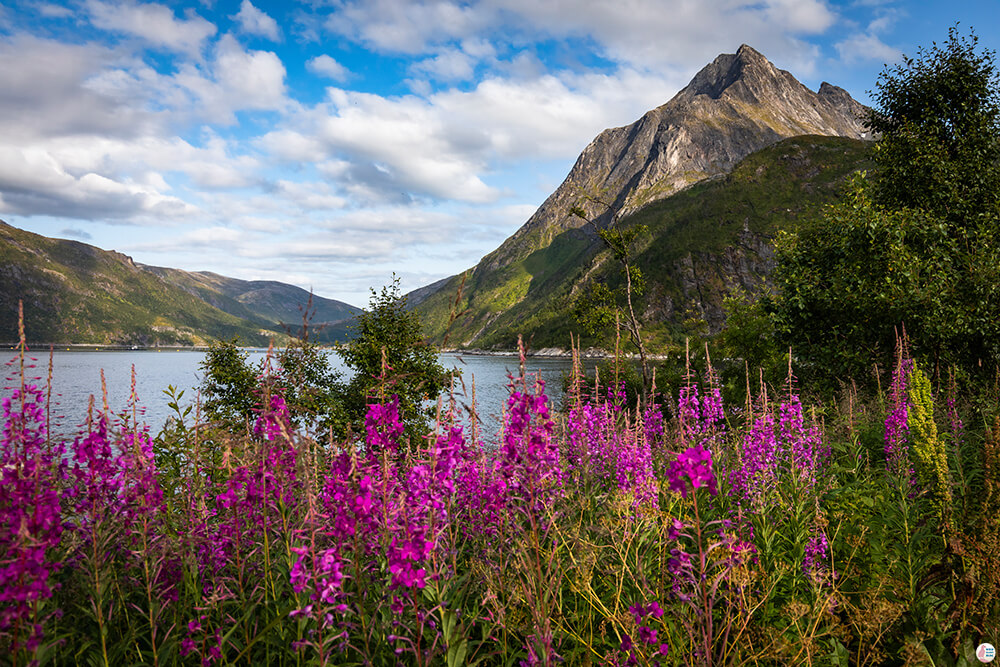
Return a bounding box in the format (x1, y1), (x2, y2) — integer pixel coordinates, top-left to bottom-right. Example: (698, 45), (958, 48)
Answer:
(0, 384), (69, 664)
(727, 393), (829, 511)
(664, 441), (755, 666)
(885, 353), (915, 481)
(564, 382), (659, 510)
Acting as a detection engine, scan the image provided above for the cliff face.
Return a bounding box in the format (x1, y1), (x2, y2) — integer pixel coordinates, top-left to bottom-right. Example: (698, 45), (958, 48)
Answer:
(411, 46), (871, 349)
(476, 44), (868, 275)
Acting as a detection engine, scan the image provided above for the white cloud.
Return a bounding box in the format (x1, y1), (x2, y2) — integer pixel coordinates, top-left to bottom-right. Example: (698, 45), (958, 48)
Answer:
(164, 35), (288, 123)
(0, 145), (197, 221)
(307, 54), (350, 82)
(324, 0), (488, 54)
(86, 0), (217, 56)
(0, 36), (152, 140)
(763, 0), (836, 33)
(257, 129), (327, 162)
(232, 0), (281, 41)
(835, 32), (900, 65)
(274, 180), (348, 211)
(186, 226), (244, 244)
(212, 35), (287, 110)
(305, 88), (498, 203)
(411, 48), (476, 81)
(318, 0), (838, 77)
(60, 227), (93, 240)
(36, 3), (75, 18)
(257, 62), (681, 208)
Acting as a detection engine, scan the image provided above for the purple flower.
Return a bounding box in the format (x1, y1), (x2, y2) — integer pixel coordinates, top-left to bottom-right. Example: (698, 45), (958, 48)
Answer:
(638, 625), (657, 645)
(803, 527), (834, 585)
(1, 385), (69, 649)
(884, 356), (914, 478)
(666, 444), (718, 498)
(728, 394), (829, 509)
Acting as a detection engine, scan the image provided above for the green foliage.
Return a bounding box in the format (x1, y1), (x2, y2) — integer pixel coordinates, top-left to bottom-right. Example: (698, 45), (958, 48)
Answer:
(762, 29), (1000, 386)
(199, 337), (346, 436)
(339, 276), (450, 439)
(718, 288), (786, 387)
(769, 180), (924, 381)
(907, 366), (952, 522)
(197, 277), (448, 441)
(867, 27), (1000, 225)
(272, 337), (347, 436)
(570, 201), (652, 389)
(200, 338), (259, 429)
(571, 282), (617, 336)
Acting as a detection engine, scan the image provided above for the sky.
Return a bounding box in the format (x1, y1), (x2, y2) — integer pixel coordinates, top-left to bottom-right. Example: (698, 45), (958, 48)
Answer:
(0, 1), (997, 308)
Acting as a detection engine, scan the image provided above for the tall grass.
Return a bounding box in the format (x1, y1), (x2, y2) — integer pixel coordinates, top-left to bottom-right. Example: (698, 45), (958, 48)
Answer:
(1, 334), (998, 666)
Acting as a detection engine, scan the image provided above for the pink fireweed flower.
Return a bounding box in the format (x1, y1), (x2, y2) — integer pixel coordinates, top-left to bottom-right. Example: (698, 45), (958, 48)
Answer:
(728, 394), (829, 510)
(1, 385), (69, 649)
(501, 375), (562, 506)
(364, 396), (405, 456)
(563, 388), (658, 508)
(678, 383), (726, 448)
(252, 392), (291, 442)
(666, 443), (718, 498)
(884, 357), (914, 478)
(803, 527), (834, 585)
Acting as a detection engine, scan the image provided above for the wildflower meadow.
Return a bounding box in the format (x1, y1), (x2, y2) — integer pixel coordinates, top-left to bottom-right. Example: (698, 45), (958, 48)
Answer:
(1, 329), (998, 667)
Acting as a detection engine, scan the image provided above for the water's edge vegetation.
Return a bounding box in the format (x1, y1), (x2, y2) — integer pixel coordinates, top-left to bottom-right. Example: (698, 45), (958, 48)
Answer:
(2, 332), (998, 666)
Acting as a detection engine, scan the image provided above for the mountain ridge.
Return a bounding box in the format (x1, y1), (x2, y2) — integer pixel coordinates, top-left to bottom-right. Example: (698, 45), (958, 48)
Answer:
(0, 220), (360, 345)
(472, 44), (868, 276)
(141, 265), (361, 333)
(411, 45), (871, 348)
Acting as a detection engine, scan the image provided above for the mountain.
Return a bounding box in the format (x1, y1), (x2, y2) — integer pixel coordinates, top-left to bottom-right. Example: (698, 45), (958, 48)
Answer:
(412, 45), (871, 349)
(0, 221), (360, 346)
(141, 266), (362, 338)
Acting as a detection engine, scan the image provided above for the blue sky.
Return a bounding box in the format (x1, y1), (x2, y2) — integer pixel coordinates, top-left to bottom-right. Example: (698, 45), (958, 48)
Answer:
(0, 0), (997, 307)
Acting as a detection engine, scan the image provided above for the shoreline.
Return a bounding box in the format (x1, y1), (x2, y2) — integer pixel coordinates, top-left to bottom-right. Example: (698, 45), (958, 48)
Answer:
(442, 347), (675, 361)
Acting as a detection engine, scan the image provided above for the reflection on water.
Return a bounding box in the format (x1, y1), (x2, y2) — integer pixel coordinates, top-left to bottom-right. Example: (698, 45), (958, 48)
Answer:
(1, 349), (573, 440)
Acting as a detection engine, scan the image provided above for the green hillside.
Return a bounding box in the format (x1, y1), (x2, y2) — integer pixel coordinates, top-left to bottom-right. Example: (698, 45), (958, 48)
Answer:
(142, 267), (361, 342)
(0, 222), (277, 346)
(416, 135), (871, 350)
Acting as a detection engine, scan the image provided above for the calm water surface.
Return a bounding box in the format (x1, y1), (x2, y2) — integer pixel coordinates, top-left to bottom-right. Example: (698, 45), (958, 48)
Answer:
(1, 349), (574, 438)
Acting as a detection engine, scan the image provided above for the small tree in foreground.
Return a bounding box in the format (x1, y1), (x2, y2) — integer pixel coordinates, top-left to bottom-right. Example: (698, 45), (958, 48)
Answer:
(200, 337), (345, 436)
(570, 198), (651, 396)
(339, 276), (450, 441)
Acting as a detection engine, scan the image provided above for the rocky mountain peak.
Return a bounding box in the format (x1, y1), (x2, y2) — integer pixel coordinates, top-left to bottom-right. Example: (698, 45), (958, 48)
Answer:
(680, 44), (778, 100)
(468, 44), (869, 275)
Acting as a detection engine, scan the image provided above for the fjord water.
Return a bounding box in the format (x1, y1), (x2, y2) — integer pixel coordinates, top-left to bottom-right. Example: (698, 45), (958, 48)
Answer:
(1, 349), (572, 437)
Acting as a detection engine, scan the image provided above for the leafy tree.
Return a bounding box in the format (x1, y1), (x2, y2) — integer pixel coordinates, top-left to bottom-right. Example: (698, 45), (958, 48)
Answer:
(339, 276), (451, 440)
(200, 338), (259, 430)
(198, 279), (448, 441)
(273, 337), (347, 436)
(867, 26), (1000, 223)
(759, 28), (1000, 385)
(718, 288), (787, 387)
(200, 337), (345, 436)
(570, 199), (651, 393)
